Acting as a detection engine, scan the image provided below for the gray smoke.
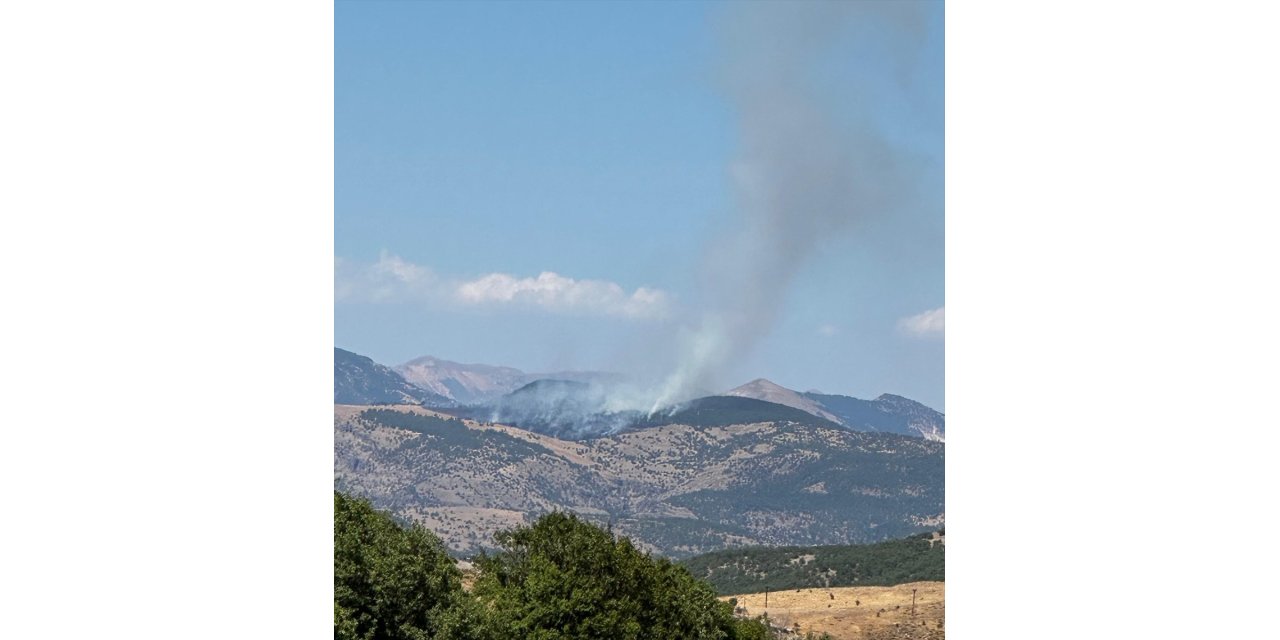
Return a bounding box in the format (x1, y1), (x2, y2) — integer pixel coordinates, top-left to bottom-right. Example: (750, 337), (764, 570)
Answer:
(650, 1), (930, 410)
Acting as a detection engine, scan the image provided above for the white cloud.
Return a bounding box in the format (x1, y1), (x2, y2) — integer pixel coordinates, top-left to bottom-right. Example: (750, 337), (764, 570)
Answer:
(335, 252), (437, 303)
(456, 271), (671, 319)
(899, 306), (944, 337)
(371, 252), (431, 284)
(817, 323), (839, 337)
(336, 253), (671, 320)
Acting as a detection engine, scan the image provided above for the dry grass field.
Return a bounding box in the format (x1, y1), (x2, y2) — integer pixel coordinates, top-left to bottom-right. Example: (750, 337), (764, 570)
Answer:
(723, 581), (943, 640)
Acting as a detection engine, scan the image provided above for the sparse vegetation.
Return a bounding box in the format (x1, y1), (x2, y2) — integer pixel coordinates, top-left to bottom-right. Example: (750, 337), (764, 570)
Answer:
(361, 409), (550, 459)
(727, 584), (943, 640)
(336, 405), (943, 558)
(681, 533), (944, 595)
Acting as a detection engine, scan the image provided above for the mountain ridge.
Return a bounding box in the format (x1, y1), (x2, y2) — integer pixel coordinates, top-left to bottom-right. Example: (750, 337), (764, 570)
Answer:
(725, 378), (843, 423)
(335, 348), (453, 406)
(724, 377), (944, 442)
(394, 354), (620, 405)
(340, 349), (943, 441)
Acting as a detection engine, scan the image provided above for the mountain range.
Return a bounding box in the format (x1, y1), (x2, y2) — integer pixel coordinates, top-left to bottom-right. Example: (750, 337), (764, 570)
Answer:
(334, 347), (945, 558)
(726, 379), (945, 442)
(335, 348), (944, 442)
(393, 354), (621, 405)
(334, 348), (453, 406)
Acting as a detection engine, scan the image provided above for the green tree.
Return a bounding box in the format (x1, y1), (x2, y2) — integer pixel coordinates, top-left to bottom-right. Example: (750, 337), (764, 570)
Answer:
(334, 491), (467, 640)
(472, 512), (763, 640)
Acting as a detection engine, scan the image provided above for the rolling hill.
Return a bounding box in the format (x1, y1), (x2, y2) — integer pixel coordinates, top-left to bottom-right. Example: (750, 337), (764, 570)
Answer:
(682, 531), (944, 595)
(334, 403), (944, 558)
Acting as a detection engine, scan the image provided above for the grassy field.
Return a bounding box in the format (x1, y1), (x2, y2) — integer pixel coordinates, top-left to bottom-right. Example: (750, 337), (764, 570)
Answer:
(723, 581), (944, 640)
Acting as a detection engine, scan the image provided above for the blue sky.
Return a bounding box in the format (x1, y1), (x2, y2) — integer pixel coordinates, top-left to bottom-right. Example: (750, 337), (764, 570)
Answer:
(336, 0), (944, 410)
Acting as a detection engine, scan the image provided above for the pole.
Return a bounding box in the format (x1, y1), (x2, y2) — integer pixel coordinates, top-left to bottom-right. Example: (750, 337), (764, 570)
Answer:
(911, 588), (917, 616)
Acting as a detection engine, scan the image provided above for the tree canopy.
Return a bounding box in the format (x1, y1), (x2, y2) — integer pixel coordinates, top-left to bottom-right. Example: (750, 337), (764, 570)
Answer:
(472, 511), (770, 639)
(334, 491), (473, 640)
(336, 491), (787, 639)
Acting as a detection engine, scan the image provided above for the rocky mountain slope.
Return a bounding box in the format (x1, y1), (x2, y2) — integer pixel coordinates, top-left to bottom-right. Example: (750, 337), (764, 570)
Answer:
(335, 348), (453, 406)
(394, 356), (529, 404)
(806, 392), (945, 442)
(334, 404), (943, 558)
(724, 378), (945, 442)
(394, 354), (619, 405)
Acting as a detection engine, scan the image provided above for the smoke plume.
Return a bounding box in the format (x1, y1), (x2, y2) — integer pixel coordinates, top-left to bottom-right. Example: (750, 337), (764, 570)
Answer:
(650, 1), (930, 410)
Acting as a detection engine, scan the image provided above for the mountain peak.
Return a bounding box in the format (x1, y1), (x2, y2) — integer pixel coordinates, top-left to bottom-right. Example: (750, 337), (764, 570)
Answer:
(732, 378), (787, 392)
(395, 355), (529, 404)
(873, 393), (941, 414)
(509, 378), (592, 396)
(725, 378), (842, 424)
(334, 347), (452, 406)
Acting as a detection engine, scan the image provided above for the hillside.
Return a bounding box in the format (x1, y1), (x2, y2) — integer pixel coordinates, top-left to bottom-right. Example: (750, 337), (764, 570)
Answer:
(452, 388), (846, 441)
(394, 354), (621, 404)
(682, 532), (944, 595)
(803, 393), (944, 442)
(636, 395), (844, 430)
(335, 348), (453, 406)
(451, 379), (641, 440)
(727, 379), (843, 424)
(394, 355), (529, 404)
(722, 379), (945, 442)
(335, 404), (943, 557)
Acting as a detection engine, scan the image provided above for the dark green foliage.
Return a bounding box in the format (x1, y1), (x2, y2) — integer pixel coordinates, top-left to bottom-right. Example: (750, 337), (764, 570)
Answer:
(633, 396), (843, 430)
(680, 532), (945, 595)
(335, 494), (775, 639)
(727, 613), (773, 640)
(472, 512), (763, 640)
(334, 491), (467, 640)
(360, 409), (549, 460)
(361, 409), (461, 434)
